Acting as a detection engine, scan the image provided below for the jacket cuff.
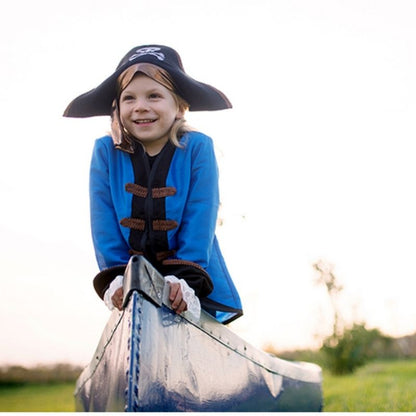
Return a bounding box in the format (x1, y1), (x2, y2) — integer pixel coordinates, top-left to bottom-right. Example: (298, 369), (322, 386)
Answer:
(160, 259), (214, 298)
(93, 264), (128, 299)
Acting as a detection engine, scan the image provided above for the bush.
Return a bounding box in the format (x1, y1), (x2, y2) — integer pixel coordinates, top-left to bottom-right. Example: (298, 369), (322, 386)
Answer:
(0, 364), (83, 386)
(321, 323), (395, 375)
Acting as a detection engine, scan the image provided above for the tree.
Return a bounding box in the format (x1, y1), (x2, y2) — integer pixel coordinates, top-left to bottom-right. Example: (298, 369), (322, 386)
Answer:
(313, 259), (343, 336)
(313, 260), (391, 374)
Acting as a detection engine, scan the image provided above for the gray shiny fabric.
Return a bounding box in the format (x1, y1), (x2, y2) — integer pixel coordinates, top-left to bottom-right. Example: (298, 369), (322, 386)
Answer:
(75, 256), (322, 412)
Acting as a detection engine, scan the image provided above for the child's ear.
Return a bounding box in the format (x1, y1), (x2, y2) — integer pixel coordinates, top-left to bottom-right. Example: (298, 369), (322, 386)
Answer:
(176, 107), (186, 119)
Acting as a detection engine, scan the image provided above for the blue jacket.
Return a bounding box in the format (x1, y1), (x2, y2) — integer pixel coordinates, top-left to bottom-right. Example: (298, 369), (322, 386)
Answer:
(89, 132), (242, 323)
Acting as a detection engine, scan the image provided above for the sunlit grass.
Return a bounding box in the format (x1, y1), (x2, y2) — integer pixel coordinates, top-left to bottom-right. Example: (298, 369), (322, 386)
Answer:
(0, 382), (76, 412)
(323, 359), (416, 411)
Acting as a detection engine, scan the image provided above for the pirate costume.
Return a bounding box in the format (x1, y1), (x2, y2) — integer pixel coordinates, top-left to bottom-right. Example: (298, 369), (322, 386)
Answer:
(64, 45), (242, 324)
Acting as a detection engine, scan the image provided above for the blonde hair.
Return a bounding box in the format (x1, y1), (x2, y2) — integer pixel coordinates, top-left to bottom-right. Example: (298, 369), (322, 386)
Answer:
(111, 63), (193, 153)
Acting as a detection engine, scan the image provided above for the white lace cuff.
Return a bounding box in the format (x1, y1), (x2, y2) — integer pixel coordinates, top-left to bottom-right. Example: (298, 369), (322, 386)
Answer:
(103, 275), (124, 311)
(164, 275), (201, 320)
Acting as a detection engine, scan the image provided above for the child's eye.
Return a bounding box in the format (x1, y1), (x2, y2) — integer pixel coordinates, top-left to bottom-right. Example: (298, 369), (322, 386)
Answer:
(149, 93), (162, 100)
(121, 94), (135, 102)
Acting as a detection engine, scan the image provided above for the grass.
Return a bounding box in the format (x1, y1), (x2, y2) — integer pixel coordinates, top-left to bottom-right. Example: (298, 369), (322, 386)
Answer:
(323, 359), (416, 411)
(0, 382), (76, 412)
(1, 359), (416, 412)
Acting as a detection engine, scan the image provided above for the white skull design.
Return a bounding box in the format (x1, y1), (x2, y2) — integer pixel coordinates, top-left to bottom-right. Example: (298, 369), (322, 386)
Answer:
(128, 47), (165, 62)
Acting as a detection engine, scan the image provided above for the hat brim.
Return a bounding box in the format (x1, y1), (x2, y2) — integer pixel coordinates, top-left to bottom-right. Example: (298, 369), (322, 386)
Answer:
(63, 57), (232, 117)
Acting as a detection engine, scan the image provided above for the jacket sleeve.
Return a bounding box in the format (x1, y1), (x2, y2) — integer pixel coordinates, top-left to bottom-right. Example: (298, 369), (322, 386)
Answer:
(162, 136), (219, 297)
(89, 139), (131, 280)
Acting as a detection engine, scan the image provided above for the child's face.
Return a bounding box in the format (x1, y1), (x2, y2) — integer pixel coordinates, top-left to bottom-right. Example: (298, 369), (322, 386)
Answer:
(119, 74), (182, 155)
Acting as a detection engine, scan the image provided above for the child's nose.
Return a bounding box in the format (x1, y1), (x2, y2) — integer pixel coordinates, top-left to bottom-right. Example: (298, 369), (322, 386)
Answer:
(134, 99), (149, 112)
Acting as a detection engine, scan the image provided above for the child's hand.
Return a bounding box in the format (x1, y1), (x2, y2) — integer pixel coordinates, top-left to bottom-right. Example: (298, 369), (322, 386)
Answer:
(168, 281), (188, 314)
(111, 287), (124, 311)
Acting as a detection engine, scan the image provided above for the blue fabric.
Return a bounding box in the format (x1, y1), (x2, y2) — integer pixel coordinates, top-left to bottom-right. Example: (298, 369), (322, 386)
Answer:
(89, 132), (242, 322)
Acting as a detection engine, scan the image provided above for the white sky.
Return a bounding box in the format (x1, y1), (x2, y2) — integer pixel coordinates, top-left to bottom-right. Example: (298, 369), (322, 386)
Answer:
(1, 0), (416, 366)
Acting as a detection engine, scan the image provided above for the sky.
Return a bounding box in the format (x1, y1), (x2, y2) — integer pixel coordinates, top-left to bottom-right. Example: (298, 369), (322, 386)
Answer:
(1, 0), (416, 366)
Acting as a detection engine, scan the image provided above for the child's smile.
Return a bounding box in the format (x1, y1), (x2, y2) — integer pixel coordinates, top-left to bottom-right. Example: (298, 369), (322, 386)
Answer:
(133, 118), (156, 125)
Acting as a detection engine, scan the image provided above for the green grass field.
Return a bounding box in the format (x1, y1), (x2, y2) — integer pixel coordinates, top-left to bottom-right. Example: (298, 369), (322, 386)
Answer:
(323, 359), (416, 411)
(0, 382), (76, 412)
(1, 359), (416, 412)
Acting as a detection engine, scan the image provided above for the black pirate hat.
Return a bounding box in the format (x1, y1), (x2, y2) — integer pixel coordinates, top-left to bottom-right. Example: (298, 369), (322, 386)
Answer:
(63, 45), (232, 117)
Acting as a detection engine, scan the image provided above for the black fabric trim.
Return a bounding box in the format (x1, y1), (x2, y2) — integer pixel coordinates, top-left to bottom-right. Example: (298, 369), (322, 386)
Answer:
(200, 298), (244, 325)
(159, 262), (213, 298)
(128, 144), (147, 253)
(127, 142), (176, 264)
(93, 264), (128, 299)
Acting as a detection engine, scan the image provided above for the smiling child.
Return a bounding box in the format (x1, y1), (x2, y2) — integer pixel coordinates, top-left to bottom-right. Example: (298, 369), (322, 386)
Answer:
(64, 45), (242, 323)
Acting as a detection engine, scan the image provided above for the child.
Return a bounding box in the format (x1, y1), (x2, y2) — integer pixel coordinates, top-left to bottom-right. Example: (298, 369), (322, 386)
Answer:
(64, 45), (242, 324)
